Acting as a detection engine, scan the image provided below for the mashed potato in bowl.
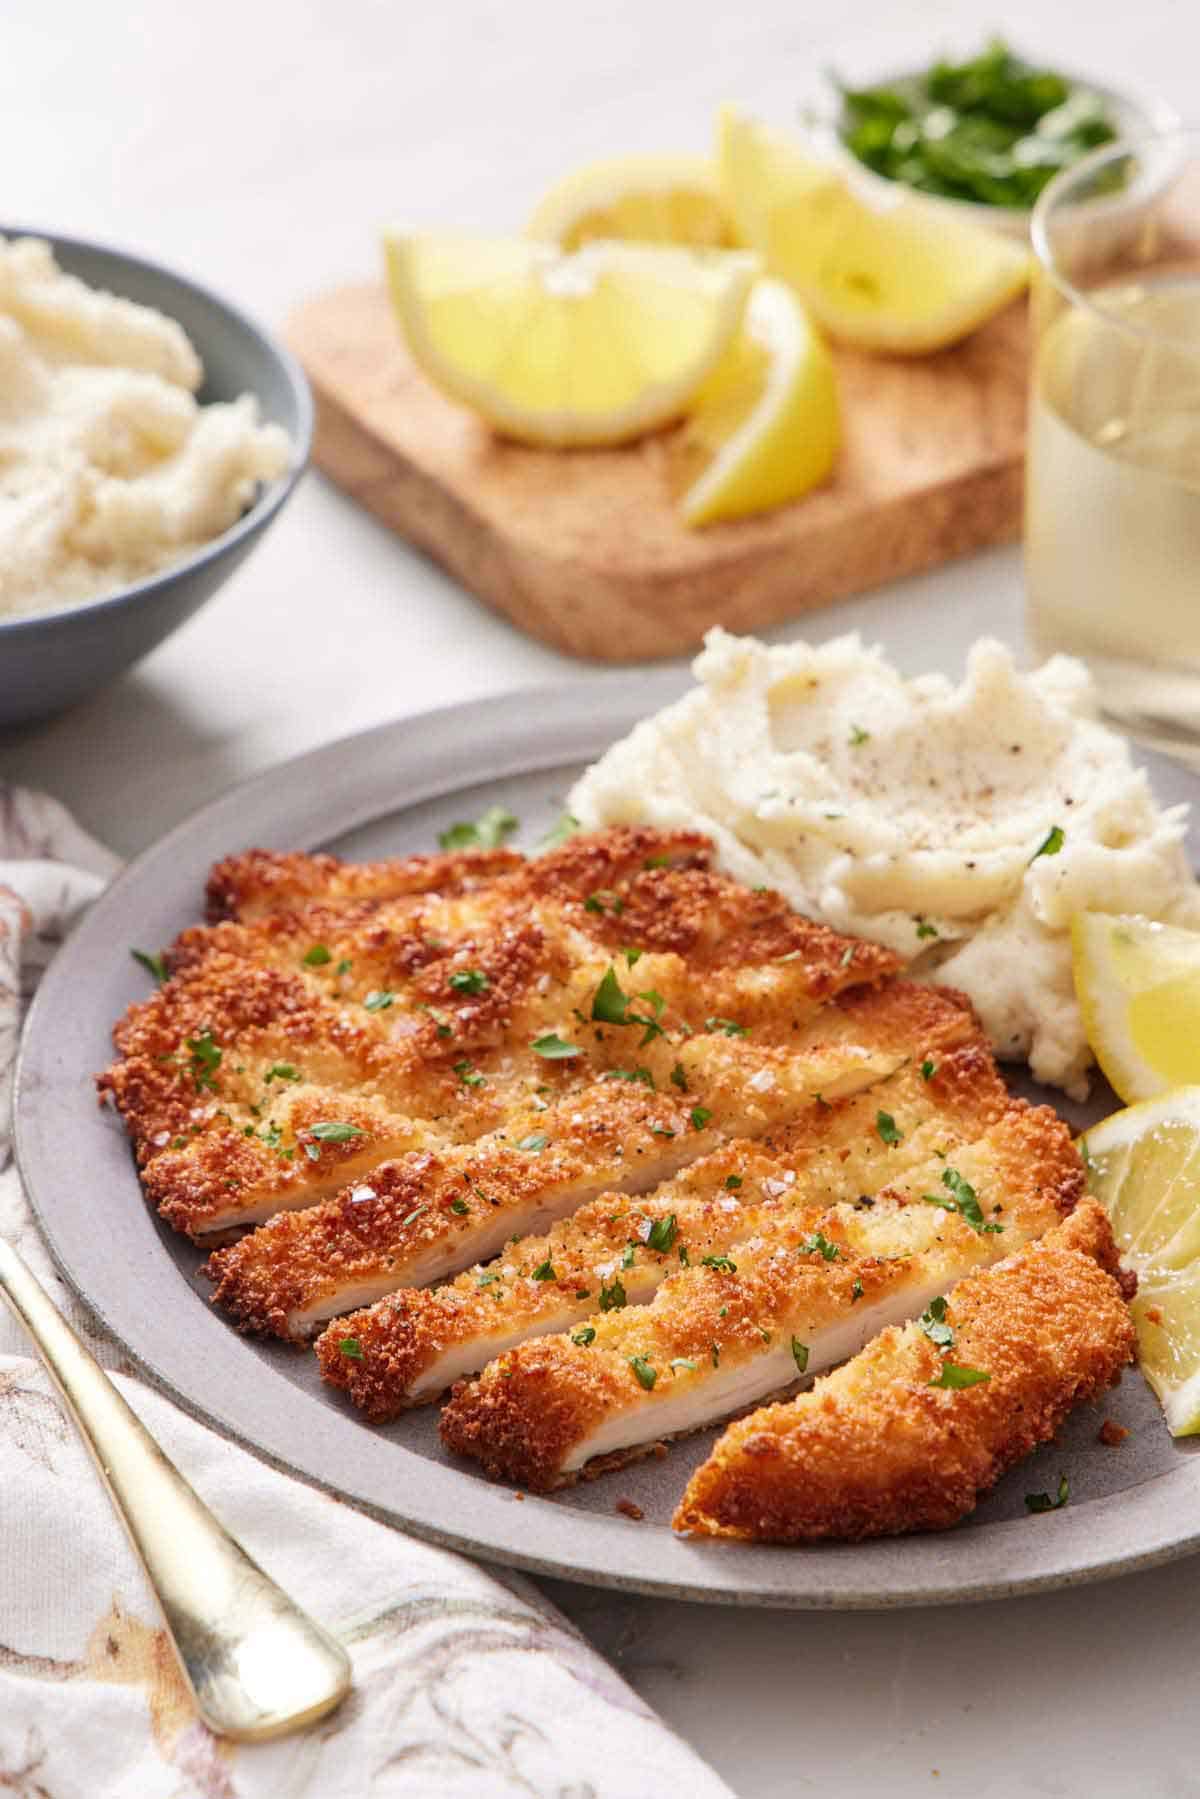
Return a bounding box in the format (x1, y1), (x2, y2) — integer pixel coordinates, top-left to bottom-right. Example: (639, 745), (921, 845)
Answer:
(570, 629), (1200, 1098)
(0, 234), (291, 618)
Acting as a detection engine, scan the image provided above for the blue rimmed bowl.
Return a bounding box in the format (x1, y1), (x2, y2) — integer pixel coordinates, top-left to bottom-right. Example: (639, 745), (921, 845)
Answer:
(0, 228), (312, 729)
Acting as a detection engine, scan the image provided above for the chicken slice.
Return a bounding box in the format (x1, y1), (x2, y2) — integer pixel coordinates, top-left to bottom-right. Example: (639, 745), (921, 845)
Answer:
(317, 1036), (1007, 1416)
(101, 826), (899, 1240)
(438, 1100), (1084, 1490)
(206, 1031), (905, 1338)
(674, 1201), (1135, 1542)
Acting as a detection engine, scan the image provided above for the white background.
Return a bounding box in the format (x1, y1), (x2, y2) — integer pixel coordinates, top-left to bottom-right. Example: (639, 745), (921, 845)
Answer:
(2, 3), (1197, 1792)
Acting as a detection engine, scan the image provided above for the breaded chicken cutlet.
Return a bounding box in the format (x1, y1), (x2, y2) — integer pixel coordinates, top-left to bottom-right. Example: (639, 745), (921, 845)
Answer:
(438, 1091), (1084, 1490)
(103, 823), (1125, 1548)
(319, 1028), (1004, 1417)
(673, 1200), (1135, 1543)
(204, 977), (978, 1339)
(98, 826), (898, 1259)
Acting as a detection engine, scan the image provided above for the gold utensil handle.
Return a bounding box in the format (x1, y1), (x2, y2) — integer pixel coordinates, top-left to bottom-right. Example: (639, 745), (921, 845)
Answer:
(0, 1237), (351, 1740)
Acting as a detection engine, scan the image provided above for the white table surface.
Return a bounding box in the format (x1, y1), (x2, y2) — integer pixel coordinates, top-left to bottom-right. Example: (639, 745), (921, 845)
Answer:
(2, 4), (1197, 1793)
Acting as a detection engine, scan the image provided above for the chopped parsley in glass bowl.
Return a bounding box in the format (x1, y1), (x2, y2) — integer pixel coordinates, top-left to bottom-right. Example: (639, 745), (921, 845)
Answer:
(815, 41), (1179, 238)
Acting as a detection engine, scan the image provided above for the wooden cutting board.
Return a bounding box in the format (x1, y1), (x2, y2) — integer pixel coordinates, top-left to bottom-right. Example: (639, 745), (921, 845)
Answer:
(288, 283), (1028, 662)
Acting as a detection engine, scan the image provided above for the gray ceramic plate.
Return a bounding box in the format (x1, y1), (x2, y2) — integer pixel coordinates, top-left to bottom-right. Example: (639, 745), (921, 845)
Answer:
(15, 673), (1200, 1608)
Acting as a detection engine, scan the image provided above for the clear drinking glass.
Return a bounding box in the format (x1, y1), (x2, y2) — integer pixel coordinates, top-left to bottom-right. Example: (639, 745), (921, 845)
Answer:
(1025, 128), (1200, 752)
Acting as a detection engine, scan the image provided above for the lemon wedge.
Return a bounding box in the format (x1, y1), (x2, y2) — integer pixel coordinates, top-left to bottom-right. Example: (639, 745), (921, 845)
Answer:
(384, 233), (758, 447)
(1072, 912), (1200, 1104)
(675, 278), (839, 525)
(1084, 1088), (1200, 1434)
(528, 153), (732, 250)
(717, 107), (1031, 354)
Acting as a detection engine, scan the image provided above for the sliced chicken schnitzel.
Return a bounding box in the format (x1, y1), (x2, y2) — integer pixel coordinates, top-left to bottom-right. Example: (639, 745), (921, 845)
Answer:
(438, 1097), (1083, 1490)
(318, 1032), (1006, 1416)
(673, 1200), (1135, 1542)
(99, 827), (898, 1241)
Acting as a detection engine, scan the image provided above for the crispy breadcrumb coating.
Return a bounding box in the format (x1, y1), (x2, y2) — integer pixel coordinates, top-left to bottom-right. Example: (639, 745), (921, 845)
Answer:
(673, 1200), (1134, 1542)
(318, 1031), (1005, 1417)
(438, 1097), (1083, 1490)
(99, 828), (900, 1240)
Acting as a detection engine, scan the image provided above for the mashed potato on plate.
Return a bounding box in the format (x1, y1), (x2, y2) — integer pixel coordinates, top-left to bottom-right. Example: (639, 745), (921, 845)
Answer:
(570, 629), (1200, 1098)
(0, 235), (291, 618)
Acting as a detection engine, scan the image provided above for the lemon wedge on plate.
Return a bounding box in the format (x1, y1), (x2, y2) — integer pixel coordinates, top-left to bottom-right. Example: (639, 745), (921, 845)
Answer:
(384, 233), (758, 447)
(1072, 912), (1200, 1104)
(527, 153), (732, 250)
(1083, 1089), (1200, 1434)
(717, 107), (1031, 354)
(675, 278), (839, 525)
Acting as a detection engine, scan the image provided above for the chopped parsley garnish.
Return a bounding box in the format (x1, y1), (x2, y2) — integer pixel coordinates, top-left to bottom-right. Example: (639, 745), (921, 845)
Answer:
(517, 1132), (548, 1152)
(928, 1363), (991, 1389)
(364, 990), (395, 1012)
(572, 1326), (596, 1347)
(702, 1253), (737, 1273)
(796, 1231), (841, 1262)
(921, 1059), (937, 1081)
(302, 944), (332, 966)
(629, 1355), (657, 1391)
(650, 1125), (676, 1138)
(1032, 824), (1065, 861)
(690, 1106), (712, 1131)
(584, 889), (624, 915)
(791, 1337), (810, 1375)
(531, 1258), (556, 1282)
(599, 1276), (627, 1311)
(439, 805), (518, 851)
(646, 1213), (678, 1253)
(591, 965), (630, 1025)
(540, 811), (579, 849)
(724, 1174), (742, 1191)
(670, 1062), (688, 1092)
(705, 1016), (748, 1037)
(264, 1062), (300, 1083)
(621, 1244), (636, 1269)
(338, 1337), (364, 1360)
(669, 1358), (697, 1373)
(623, 947), (643, 968)
(308, 1121), (364, 1143)
(837, 43), (1118, 211)
(852, 1278), (864, 1302)
(849, 723), (870, 746)
(533, 1032), (582, 1061)
(914, 917), (939, 940)
(258, 1122), (282, 1149)
(450, 1197), (470, 1215)
(336, 959), (352, 976)
(401, 1205), (428, 1228)
(876, 1109), (902, 1146)
(601, 1065), (655, 1087)
(453, 1059), (486, 1088)
(448, 968), (489, 994)
(923, 1166), (1003, 1234)
(185, 1030), (222, 1091)
(131, 948), (167, 983)
(590, 966), (667, 1045)
(643, 854), (671, 869)
(476, 1272), (500, 1289)
(1026, 1473), (1070, 1514)
(919, 1295), (955, 1353)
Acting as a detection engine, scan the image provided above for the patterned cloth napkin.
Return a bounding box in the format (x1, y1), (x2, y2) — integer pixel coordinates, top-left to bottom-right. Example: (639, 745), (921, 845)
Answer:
(0, 787), (733, 1799)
